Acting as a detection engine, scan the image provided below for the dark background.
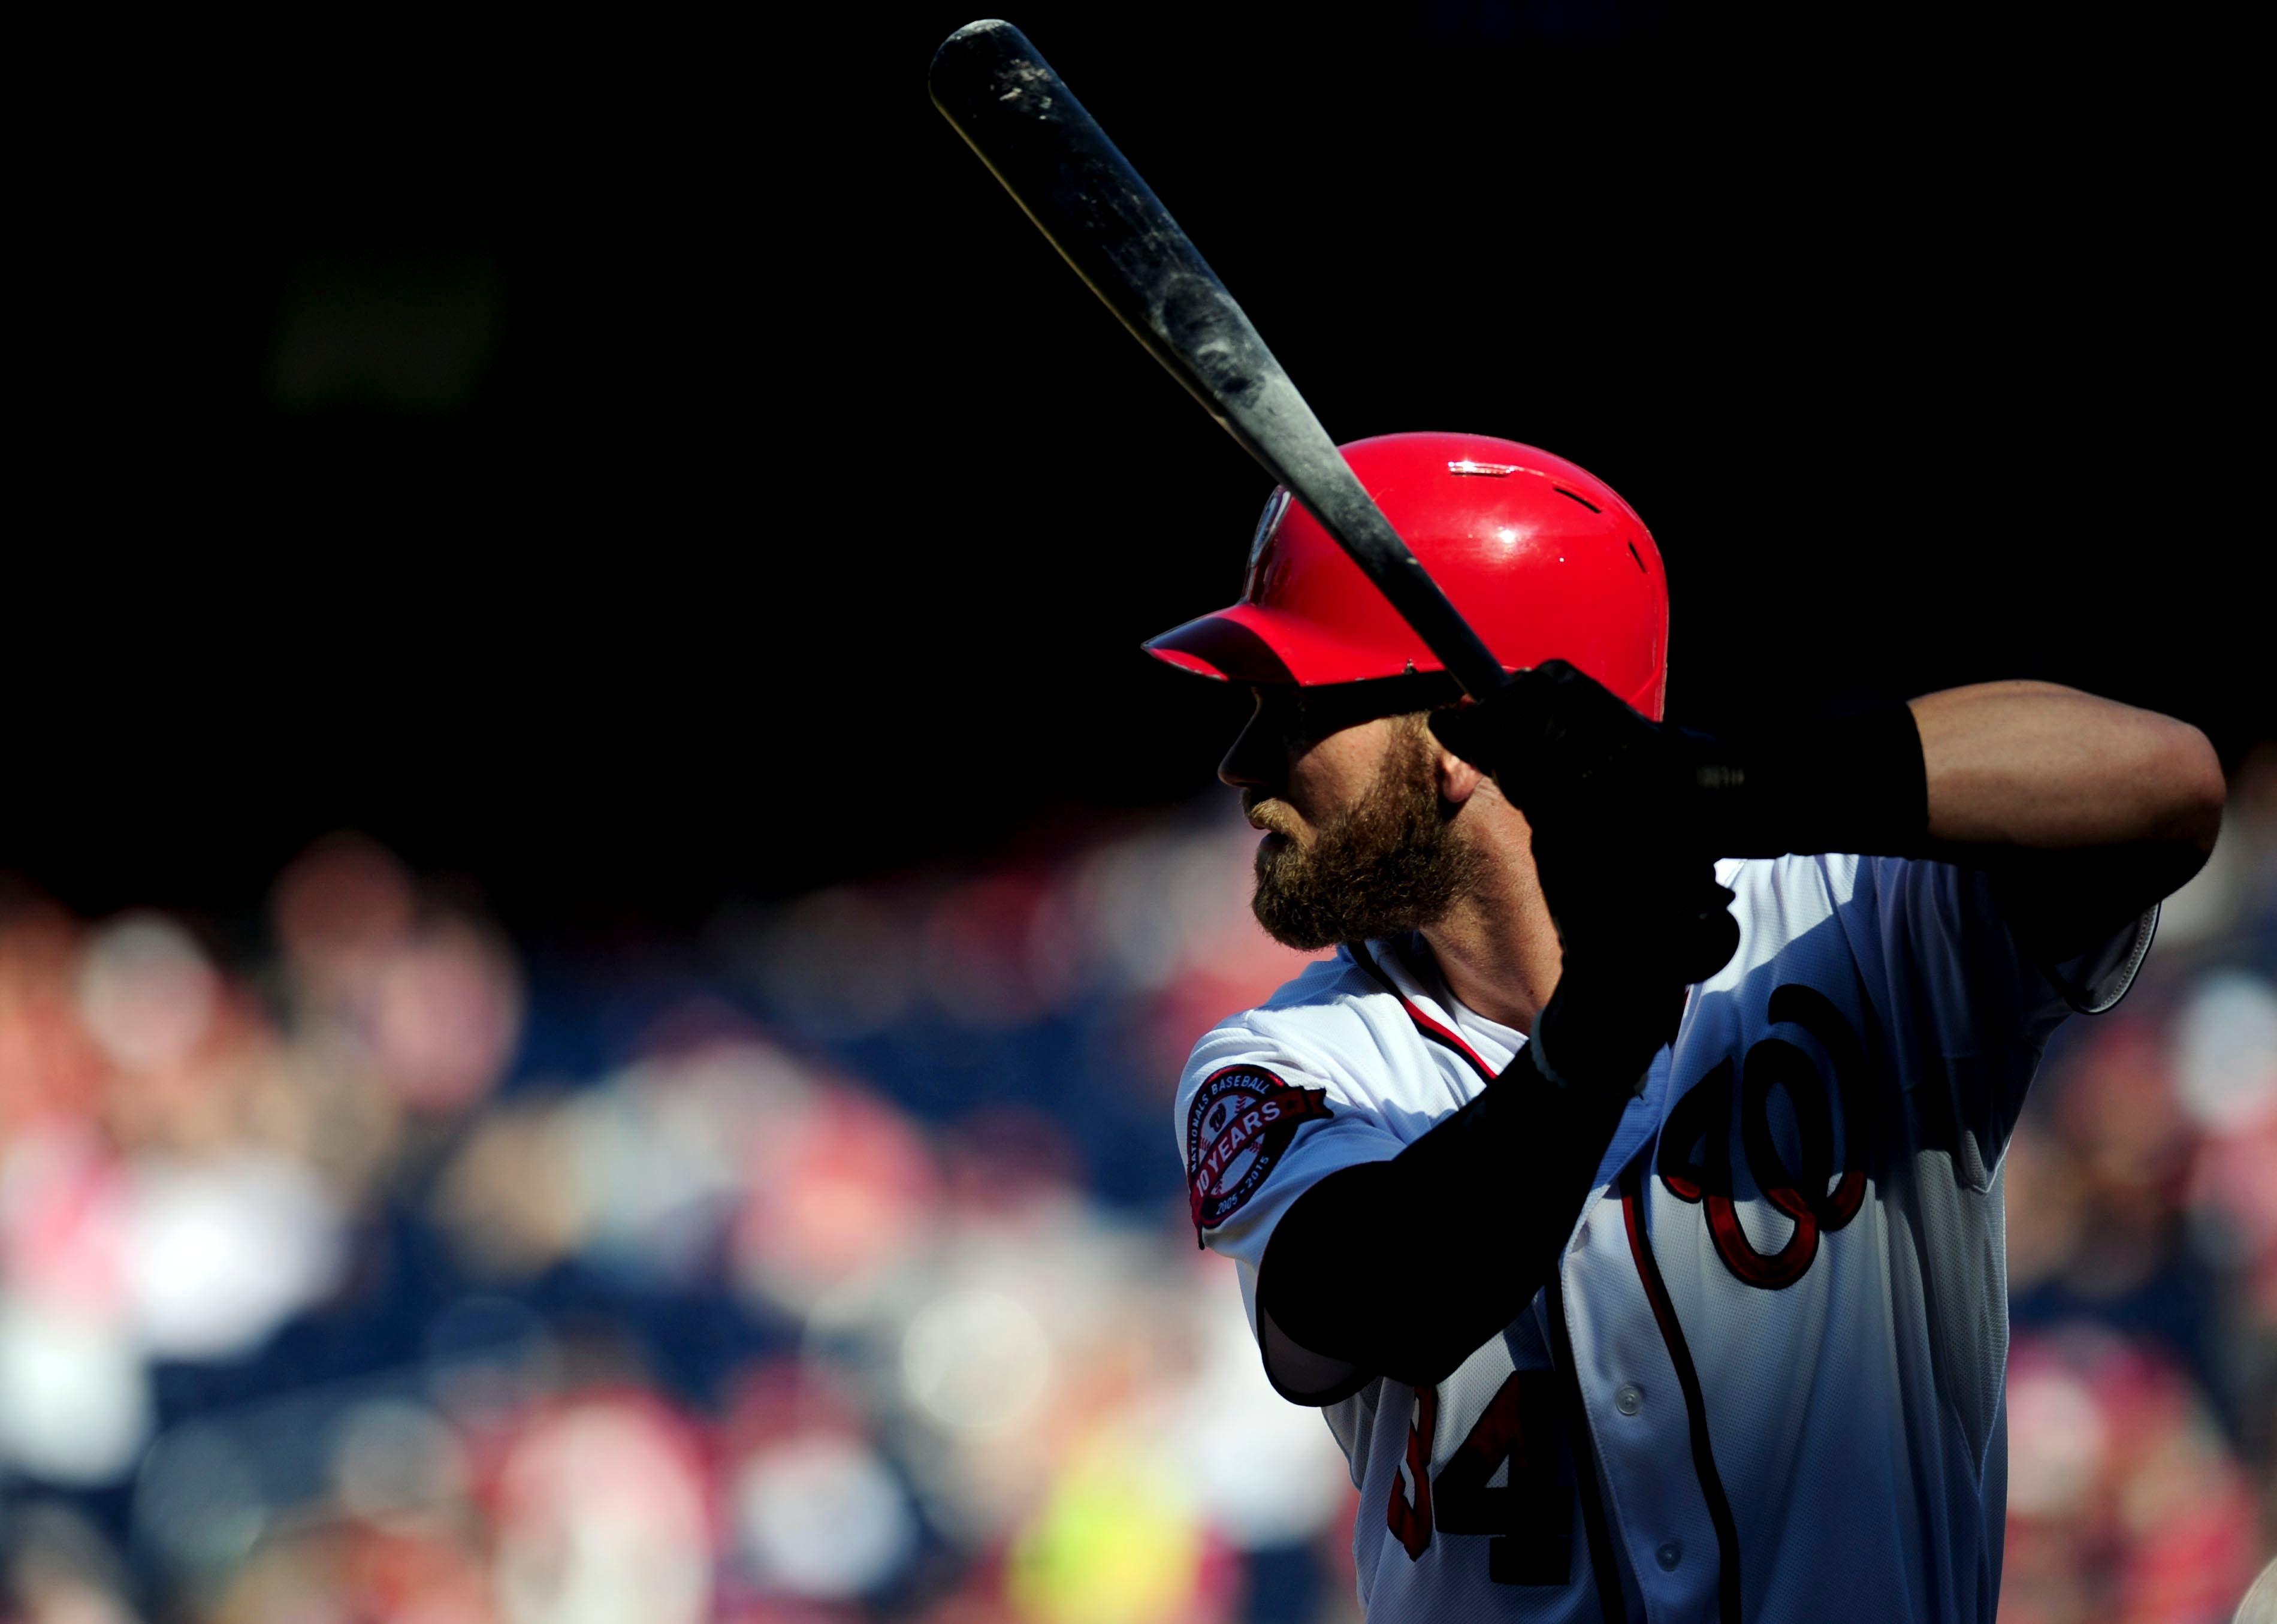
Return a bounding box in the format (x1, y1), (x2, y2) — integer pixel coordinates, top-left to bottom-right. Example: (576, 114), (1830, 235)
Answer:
(16, 1), (2258, 934)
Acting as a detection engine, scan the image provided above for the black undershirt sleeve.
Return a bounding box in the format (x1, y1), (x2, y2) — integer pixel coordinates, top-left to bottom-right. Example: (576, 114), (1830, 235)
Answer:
(1717, 704), (2185, 964)
(1255, 1043), (1632, 1397)
(1702, 703), (1930, 859)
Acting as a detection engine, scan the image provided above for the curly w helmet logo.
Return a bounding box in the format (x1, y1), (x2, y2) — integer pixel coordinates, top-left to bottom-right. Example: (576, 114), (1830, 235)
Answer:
(1656, 984), (1880, 1290)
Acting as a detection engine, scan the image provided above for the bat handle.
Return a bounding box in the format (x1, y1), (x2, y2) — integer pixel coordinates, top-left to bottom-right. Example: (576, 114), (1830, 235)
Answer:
(1284, 452), (1512, 698)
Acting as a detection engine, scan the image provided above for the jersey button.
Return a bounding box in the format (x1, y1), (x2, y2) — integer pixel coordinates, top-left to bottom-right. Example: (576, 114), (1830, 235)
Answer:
(1656, 1540), (1683, 1571)
(1615, 1382), (1643, 1416)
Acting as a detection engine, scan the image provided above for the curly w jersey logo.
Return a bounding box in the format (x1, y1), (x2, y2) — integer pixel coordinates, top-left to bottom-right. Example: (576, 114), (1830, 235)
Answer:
(1186, 1065), (1331, 1240)
(1657, 982), (1879, 1289)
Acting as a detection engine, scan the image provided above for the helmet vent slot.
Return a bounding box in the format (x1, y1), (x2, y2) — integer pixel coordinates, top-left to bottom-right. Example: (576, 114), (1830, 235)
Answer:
(1626, 541), (1647, 574)
(1553, 487), (1602, 513)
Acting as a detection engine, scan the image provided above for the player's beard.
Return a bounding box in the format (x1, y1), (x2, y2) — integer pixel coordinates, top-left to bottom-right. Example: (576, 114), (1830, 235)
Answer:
(1250, 716), (1484, 952)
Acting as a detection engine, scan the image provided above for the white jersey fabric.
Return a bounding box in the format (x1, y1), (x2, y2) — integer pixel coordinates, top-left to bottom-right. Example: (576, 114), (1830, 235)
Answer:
(1174, 853), (2156, 1623)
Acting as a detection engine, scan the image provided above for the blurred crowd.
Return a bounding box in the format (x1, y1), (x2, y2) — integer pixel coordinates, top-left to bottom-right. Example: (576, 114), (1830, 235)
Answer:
(2, 750), (2274, 1623)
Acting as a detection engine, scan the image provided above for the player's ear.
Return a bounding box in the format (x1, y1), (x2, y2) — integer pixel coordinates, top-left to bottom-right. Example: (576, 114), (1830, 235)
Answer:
(1430, 717), (1487, 805)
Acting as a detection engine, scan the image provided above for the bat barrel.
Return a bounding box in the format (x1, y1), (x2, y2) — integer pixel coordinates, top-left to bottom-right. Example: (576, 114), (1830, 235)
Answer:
(929, 20), (1248, 427)
(931, 21), (1511, 699)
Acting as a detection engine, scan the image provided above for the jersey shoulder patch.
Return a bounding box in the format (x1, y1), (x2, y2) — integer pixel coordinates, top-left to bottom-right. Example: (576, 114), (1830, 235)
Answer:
(1184, 1064), (1333, 1240)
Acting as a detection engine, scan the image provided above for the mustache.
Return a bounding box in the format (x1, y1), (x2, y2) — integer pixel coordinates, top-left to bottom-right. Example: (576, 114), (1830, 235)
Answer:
(1242, 793), (1300, 835)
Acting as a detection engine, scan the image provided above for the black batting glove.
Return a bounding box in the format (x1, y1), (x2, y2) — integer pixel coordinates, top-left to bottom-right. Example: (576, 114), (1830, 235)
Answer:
(1431, 660), (1933, 1094)
(1430, 660), (1930, 865)
(1431, 659), (1739, 982)
(1428, 663), (1730, 1093)
(1523, 794), (1740, 1090)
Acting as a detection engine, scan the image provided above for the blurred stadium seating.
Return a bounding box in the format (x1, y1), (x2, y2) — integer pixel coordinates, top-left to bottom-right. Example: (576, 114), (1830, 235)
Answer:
(3, 752), (2273, 1622)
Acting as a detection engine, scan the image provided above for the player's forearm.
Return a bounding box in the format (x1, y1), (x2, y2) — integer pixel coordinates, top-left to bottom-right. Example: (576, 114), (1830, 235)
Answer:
(1257, 1048), (1630, 1393)
(1697, 683), (2219, 910)
(1909, 681), (2223, 856)
(1904, 682), (2223, 959)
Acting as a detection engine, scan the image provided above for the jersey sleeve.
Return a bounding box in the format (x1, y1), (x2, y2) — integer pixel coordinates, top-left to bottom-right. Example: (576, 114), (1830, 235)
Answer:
(1859, 854), (2158, 1044)
(1847, 853), (2157, 1178)
(1174, 1015), (1408, 1404)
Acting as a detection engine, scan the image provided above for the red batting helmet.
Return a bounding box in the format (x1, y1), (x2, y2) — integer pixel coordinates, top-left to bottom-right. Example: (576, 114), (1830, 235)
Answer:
(1144, 431), (1671, 719)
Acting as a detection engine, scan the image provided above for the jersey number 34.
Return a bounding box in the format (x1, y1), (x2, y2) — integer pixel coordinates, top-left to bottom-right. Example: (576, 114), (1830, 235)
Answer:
(1386, 1371), (1571, 1585)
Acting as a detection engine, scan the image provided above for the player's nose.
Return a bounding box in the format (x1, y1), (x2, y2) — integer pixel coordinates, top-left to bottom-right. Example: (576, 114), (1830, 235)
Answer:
(1218, 693), (1281, 791)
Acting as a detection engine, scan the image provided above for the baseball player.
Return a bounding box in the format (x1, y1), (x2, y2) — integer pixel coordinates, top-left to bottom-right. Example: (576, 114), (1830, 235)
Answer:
(1159, 431), (2222, 1623)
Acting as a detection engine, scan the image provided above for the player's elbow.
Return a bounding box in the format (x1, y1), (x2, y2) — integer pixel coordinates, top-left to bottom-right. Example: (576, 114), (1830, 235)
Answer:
(2122, 719), (2225, 889)
(2070, 720), (2225, 923)
(1260, 1166), (1498, 1396)
(2160, 722), (2227, 858)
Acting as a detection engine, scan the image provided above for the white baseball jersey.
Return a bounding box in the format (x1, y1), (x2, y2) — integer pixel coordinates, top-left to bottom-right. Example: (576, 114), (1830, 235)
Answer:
(1176, 852), (2156, 1623)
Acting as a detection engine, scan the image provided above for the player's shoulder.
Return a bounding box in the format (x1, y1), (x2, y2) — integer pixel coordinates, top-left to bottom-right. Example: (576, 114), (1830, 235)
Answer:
(1173, 945), (1408, 1104)
(1701, 850), (1952, 1001)
(1716, 850), (1879, 941)
(1717, 848), (1870, 897)
(1184, 946), (1380, 1056)
(1252, 947), (1378, 1017)
(1717, 849), (1972, 943)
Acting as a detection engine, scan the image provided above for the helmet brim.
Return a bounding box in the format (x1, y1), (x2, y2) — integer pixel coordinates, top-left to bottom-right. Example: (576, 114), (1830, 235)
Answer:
(1143, 600), (1665, 718)
(1141, 602), (1439, 686)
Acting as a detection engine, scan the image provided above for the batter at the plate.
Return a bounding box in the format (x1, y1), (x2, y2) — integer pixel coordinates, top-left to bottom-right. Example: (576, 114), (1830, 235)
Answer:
(1159, 430), (2219, 1623)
